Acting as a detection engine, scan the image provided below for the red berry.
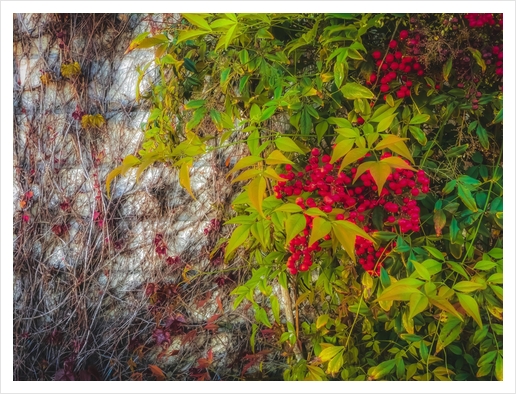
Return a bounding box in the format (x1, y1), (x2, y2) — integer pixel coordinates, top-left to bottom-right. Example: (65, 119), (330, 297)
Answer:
(372, 50), (382, 60)
(389, 40), (398, 49)
(336, 213), (345, 220)
(399, 30), (409, 40)
(311, 148), (320, 156)
(285, 164), (292, 171)
(380, 84), (389, 93)
(356, 117), (365, 125)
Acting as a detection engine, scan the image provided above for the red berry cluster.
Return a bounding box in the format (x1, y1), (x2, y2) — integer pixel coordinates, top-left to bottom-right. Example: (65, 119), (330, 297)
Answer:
(273, 148), (430, 275)
(463, 13), (502, 28)
(367, 31), (425, 100)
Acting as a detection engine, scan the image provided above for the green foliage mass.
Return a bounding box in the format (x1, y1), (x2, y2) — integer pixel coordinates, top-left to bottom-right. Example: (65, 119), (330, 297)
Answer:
(111, 13), (503, 381)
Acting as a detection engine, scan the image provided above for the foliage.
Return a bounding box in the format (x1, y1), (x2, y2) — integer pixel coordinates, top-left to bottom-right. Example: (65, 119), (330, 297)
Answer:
(110, 13), (503, 381)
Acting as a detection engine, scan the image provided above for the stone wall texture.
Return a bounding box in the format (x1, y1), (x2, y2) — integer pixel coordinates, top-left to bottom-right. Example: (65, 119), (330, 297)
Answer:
(13, 13), (265, 381)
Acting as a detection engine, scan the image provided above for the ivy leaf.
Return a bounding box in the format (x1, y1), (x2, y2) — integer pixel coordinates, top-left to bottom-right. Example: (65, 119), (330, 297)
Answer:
(341, 82), (374, 100)
(248, 175), (267, 217)
(309, 217), (332, 247)
(456, 293), (483, 328)
(179, 161), (196, 200)
(225, 224), (251, 258)
(458, 184), (478, 212)
(285, 214), (307, 245)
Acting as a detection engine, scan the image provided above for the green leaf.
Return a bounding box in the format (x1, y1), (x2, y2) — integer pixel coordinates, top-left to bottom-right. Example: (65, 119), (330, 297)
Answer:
(259, 106), (277, 122)
(423, 246), (445, 261)
(458, 184), (478, 212)
(377, 284), (422, 302)
(309, 217), (332, 247)
(341, 82), (374, 100)
(409, 114), (430, 125)
(495, 354), (503, 381)
(469, 47), (486, 73)
(436, 316), (462, 354)
(274, 203), (303, 213)
(275, 137), (305, 154)
(255, 307), (272, 328)
(369, 359), (396, 380)
(476, 124), (489, 149)
(265, 150), (294, 165)
(409, 292), (429, 319)
(443, 56), (453, 81)
(474, 260), (498, 271)
(315, 121), (329, 143)
(453, 281), (485, 293)
(493, 108), (503, 124)
(248, 175), (267, 217)
(319, 346), (344, 362)
(376, 114), (397, 132)
(225, 225), (251, 258)
(457, 293), (482, 328)
(428, 295), (463, 321)
(300, 108), (313, 135)
(445, 144), (469, 158)
(183, 14), (212, 31)
(185, 99), (206, 110)
(408, 126), (427, 145)
(271, 295), (280, 324)
(285, 214), (307, 245)
(411, 260), (431, 281)
(447, 261), (470, 280)
(442, 180), (457, 195)
(177, 29), (210, 44)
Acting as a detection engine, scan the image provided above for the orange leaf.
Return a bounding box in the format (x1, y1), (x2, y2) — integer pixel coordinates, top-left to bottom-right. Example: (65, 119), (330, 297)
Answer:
(148, 364), (166, 381)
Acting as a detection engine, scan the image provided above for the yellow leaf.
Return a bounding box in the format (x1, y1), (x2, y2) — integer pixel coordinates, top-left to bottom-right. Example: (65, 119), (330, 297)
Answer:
(381, 156), (416, 171)
(389, 141), (415, 164)
(428, 295), (464, 321)
(374, 135), (408, 150)
(106, 166), (122, 198)
(227, 156), (263, 177)
(265, 150), (294, 165)
(179, 161), (196, 200)
(338, 148), (370, 173)
(247, 175), (267, 217)
(231, 169), (262, 184)
(309, 217), (332, 247)
(182, 14), (212, 31)
(363, 161), (391, 195)
(331, 222), (357, 263)
(330, 139), (355, 164)
(285, 214), (307, 245)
